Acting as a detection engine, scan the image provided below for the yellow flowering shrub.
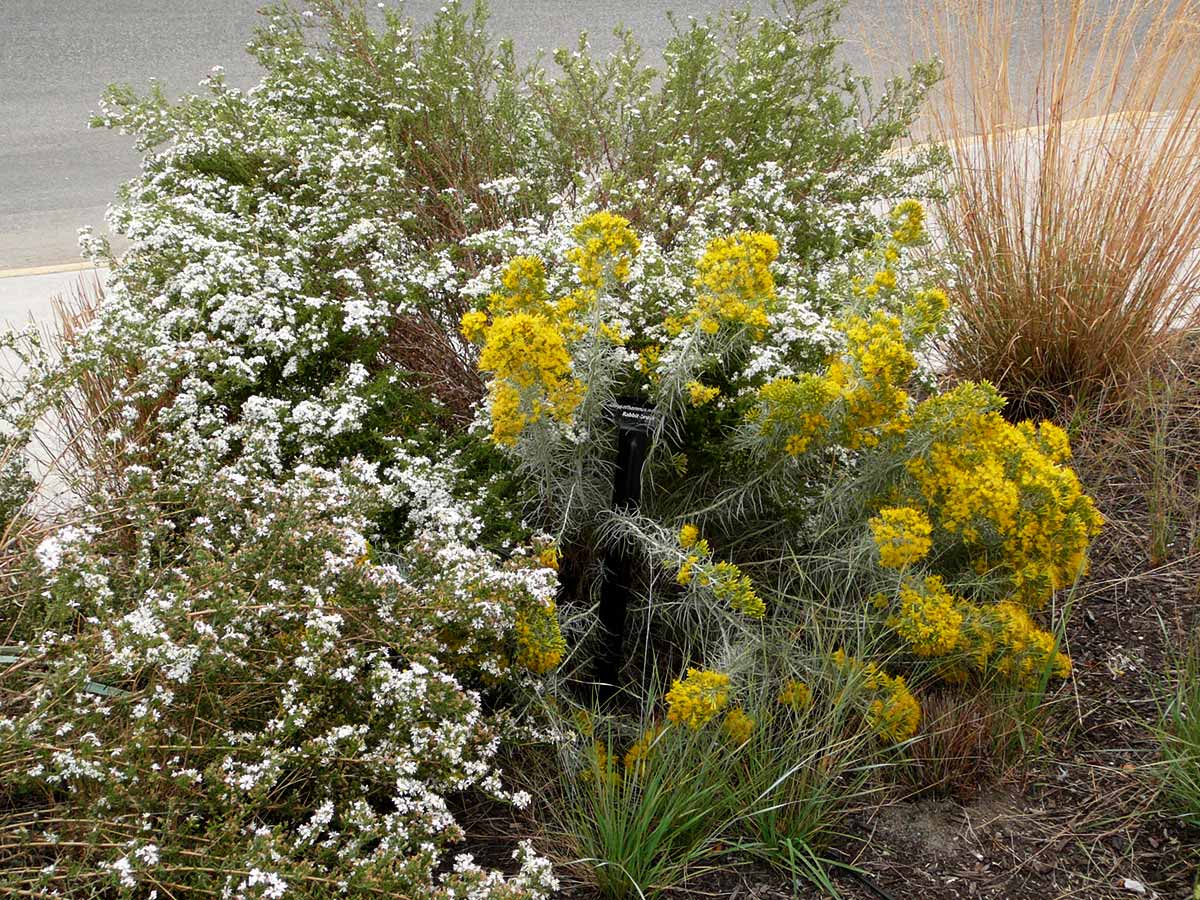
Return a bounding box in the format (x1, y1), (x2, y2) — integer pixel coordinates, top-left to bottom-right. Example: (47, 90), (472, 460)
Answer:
(870, 506), (933, 568)
(490, 255), (552, 315)
(867, 676), (922, 744)
(710, 562), (767, 619)
(905, 384), (1104, 608)
(463, 212), (640, 447)
(460, 309), (489, 343)
(969, 601), (1072, 685)
(907, 287), (950, 341)
(466, 198), (1098, 732)
(665, 668), (731, 729)
(679, 523), (701, 549)
(476, 311), (572, 391)
(472, 310), (581, 447)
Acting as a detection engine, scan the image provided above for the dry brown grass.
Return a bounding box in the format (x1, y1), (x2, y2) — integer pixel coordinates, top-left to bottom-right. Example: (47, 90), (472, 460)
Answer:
(895, 689), (1001, 799)
(42, 273), (170, 502)
(1071, 335), (1200, 566)
(47, 274), (111, 471)
(916, 0), (1200, 418)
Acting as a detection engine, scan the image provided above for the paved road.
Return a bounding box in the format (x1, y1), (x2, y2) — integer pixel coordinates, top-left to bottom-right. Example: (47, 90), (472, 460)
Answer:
(0, 2), (263, 269)
(1, 0), (933, 274)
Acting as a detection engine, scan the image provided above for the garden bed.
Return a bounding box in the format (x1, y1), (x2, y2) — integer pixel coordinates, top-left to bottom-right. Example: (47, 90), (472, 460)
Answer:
(3, 2), (1200, 899)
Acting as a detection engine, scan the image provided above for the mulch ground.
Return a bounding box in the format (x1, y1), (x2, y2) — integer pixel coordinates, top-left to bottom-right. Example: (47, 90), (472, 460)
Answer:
(823, 501), (1200, 900)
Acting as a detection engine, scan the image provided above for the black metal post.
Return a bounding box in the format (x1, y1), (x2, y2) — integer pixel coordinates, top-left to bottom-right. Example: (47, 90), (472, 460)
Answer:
(595, 400), (656, 701)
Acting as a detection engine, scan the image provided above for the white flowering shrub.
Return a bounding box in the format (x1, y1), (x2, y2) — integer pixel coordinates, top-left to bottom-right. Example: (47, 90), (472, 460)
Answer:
(1, 452), (560, 898)
(81, 0), (940, 458)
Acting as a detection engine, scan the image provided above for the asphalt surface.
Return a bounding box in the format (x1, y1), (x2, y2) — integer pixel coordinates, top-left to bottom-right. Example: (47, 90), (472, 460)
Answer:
(0, 0), (930, 273)
(0, 2), (263, 269)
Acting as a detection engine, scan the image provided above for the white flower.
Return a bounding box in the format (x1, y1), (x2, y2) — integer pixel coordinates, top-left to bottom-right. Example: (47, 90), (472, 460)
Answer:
(34, 536), (63, 572)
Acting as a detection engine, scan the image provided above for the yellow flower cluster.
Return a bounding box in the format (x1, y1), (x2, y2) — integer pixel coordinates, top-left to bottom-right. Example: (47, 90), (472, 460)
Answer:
(864, 267), (897, 298)
(467, 212), (643, 447)
(665, 668), (731, 729)
(476, 312), (582, 447)
(460, 309), (489, 343)
(722, 707), (755, 745)
(636, 343), (662, 382)
(890, 199), (927, 245)
(537, 543), (561, 572)
(675, 521), (710, 586)
(906, 384), (1104, 607)
(674, 523), (766, 618)
(870, 506), (933, 568)
(711, 561), (767, 619)
(886, 575), (965, 657)
(878, 574), (1072, 686)
(750, 374), (836, 457)
(777, 679), (813, 711)
(679, 523), (701, 549)
(968, 601), (1072, 685)
(566, 210), (641, 289)
(514, 600), (567, 674)
(678, 232), (779, 336)
(867, 674), (922, 744)
(687, 381), (721, 406)
(489, 255), (551, 315)
(828, 311), (916, 448)
(833, 650), (921, 743)
(907, 287), (950, 341)
(747, 214), (952, 457)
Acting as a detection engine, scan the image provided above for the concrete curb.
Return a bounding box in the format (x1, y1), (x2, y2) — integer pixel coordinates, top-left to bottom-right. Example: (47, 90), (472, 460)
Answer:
(0, 261), (108, 280)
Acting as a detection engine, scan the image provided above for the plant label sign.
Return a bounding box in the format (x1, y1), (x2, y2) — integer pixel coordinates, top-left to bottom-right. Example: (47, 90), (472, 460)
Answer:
(596, 399), (659, 699)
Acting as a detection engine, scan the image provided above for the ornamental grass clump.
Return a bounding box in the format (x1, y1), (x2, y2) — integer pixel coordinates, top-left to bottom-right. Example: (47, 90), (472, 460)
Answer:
(537, 642), (888, 899)
(918, 0), (1200, 417)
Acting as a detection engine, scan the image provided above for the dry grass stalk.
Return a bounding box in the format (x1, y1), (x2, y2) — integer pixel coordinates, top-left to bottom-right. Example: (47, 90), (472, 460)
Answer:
(43, 273), (169, 502)
(919, 0), (1200, 418)
(47, 273), (111, 476)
